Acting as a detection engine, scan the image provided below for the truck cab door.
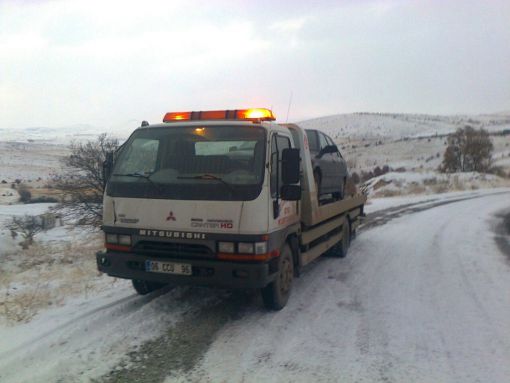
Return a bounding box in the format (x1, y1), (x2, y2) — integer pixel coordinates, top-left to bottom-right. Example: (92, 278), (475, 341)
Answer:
(269, 133), (298, 226)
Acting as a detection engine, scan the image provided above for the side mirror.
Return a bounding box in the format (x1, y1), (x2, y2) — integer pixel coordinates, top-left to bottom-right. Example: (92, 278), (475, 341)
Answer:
(318, 145), (338, 157)
(281, 148), (300, 184)
(281, 184), (301, 201)
(102, 151), (114, 188)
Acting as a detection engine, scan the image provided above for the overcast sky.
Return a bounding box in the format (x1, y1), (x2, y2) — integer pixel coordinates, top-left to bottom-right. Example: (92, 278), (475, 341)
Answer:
(1, 0), (509, 130)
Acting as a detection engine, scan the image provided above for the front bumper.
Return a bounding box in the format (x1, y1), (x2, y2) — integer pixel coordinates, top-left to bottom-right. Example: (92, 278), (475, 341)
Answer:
(96, 251), (277, 289)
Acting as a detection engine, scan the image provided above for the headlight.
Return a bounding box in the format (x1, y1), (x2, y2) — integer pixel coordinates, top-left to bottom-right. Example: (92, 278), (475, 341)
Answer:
(118, 235), (132, 246)
(218, 242), (235, 253)
(254, 242), (267, 254)
(238, 242), (254, 254)
(106, 234), (118, 244)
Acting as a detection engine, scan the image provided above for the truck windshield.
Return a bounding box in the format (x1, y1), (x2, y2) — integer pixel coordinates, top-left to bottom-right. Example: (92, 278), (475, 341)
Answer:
(107, 125), (266, 201)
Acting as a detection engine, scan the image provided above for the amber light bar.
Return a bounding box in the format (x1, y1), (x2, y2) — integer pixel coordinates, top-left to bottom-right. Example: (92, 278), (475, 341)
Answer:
(163, 108), (275, 122)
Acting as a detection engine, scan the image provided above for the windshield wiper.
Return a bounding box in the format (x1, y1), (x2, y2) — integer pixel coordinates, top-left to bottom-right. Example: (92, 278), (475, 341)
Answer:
(177, 174), (236, 195)
(112, 172), (162, 192)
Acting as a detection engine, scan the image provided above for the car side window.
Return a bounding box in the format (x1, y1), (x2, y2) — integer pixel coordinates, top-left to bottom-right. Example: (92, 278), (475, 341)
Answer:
(325, 134), (342, 158)
(319, 132), (328, 150)
(270, 135), (291, 197)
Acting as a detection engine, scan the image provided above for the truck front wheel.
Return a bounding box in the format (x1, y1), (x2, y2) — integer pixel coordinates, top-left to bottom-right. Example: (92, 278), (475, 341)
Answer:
(261, 245), (294, 310)
(132, 279), (166, 295)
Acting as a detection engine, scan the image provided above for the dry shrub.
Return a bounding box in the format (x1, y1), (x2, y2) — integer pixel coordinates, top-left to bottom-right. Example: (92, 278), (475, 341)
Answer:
(423, 177), (438, 186)
(0, 232), (104, 324)
(431, 182), (450, 194)
(345, 177), (358, 197)
(451, 175), (464, 190)
(407, 184), (427, 195)
(375, 189), (402, 198)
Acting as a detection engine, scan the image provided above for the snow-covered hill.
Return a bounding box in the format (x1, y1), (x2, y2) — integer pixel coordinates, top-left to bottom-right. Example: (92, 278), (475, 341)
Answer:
(299, 112), (510, 141)
(1, 112), (509, 185)
(299, 112), (510, 177)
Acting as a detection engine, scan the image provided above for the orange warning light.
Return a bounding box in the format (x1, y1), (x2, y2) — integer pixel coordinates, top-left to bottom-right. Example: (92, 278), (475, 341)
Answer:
(163, 108), (275, 122)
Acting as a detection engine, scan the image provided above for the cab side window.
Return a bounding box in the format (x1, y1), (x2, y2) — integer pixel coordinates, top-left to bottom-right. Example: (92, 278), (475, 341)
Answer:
(306, 130), (319, 152)
(319, 132), (328, 151)
(270, 135), (291, 197)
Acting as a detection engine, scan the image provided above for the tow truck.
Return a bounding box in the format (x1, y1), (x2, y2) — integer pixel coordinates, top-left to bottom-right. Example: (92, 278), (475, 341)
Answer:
(97, 108), (366, 310)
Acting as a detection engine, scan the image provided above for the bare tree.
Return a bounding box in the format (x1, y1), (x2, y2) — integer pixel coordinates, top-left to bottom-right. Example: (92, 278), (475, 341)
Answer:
(8, 215), (43, 249)
(17, 184), (32, 203)
(54, 134), (119, 227)
(440, 126), (493, 173)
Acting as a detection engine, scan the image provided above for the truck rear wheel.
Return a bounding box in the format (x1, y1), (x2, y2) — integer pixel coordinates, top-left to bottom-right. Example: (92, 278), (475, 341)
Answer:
(327, 219), (350, 258)
(338, 220), (351, 258)
(132, 279), (166, 295)
(261, 245), (293, 310)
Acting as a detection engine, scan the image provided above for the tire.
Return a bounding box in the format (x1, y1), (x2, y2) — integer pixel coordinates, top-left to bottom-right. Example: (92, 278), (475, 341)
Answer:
(333, 177), (346, 201)
(338, 219), (350, 258)
(341, 177), (347, 199)
(327, 219), (351, 258)
(132, 279), (166, 295)
(261, 244), (294, 310)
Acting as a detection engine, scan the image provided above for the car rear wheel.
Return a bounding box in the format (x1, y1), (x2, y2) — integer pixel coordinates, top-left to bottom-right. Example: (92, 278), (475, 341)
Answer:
(333, 177), (346, 200)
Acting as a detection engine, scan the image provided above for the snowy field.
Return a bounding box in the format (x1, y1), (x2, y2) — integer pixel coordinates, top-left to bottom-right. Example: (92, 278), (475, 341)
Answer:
(0, 189), (509, 382)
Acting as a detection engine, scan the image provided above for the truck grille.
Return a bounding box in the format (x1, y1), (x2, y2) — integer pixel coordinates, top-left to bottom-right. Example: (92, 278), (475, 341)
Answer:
(133, 241), (214, 259)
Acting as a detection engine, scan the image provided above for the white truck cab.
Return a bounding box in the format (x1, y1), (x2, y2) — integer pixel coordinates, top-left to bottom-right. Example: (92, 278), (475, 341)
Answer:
(97, 108), (365, 309)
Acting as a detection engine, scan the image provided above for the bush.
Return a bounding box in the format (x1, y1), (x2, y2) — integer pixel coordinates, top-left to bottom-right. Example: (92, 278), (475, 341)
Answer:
(440, 126), (493, 173)
(28, 196), (59, 203)
(350, 172), (361, 184)
(18, 185), (32, 203)
(488, 166), (507, 178)
(54, 133), (119, 227)
(7, 215), (44, 249)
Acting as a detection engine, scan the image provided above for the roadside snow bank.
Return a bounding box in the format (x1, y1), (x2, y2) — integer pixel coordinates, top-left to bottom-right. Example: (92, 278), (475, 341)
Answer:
(363, 171), (509, 197)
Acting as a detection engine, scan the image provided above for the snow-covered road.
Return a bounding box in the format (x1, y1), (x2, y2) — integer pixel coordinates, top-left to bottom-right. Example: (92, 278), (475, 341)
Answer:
(172, 191), (510, 383)
(1, 190), (509, 383)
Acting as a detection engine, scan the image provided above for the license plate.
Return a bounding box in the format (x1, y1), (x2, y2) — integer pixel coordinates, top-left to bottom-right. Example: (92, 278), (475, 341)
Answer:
(145, 260), (192, 276)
